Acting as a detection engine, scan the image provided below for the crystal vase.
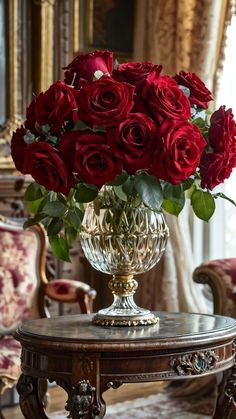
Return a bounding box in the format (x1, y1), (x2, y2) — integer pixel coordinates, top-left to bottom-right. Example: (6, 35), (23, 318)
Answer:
(80, 192), (169, 326)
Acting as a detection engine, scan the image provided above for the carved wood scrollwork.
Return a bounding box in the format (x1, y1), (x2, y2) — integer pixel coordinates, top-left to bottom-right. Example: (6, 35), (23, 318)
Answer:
(170, 350), (219, 376)
(65, 379), (100, 419)
(16, 374), (34, 400)
(107, 380), (123, 390)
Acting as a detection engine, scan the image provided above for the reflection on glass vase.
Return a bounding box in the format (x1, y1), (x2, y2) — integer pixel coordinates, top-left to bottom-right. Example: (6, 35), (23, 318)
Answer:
(80, 191), (169, 326)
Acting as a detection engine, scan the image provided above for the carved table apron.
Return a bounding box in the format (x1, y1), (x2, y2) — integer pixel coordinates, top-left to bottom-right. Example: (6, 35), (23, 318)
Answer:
(15, 312), (236, 419)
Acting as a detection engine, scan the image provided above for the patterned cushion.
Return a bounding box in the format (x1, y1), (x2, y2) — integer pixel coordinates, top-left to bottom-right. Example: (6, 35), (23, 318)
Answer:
(203, 258), (236, 316)
(45, 279), (91, 302)
(0, 224), (39, 335)
(0, 336), (21, 379)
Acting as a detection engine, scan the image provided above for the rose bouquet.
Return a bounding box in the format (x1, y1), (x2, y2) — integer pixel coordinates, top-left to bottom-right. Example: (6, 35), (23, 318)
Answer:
(11, 50), (236, 261)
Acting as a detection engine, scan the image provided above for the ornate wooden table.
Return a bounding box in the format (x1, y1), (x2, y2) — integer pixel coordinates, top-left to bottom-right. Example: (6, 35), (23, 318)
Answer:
(15, 312), (236, 419)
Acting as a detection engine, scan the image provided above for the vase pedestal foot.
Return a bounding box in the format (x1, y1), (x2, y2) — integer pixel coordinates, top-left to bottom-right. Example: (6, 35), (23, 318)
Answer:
(92, 309), (159, 327)
(92, 274), (159, 326)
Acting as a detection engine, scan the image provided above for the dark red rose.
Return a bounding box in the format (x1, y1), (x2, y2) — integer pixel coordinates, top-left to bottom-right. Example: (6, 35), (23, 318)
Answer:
(24, 142), (75, 195)
(112, 61), (162, 93)
(34, 80), (79, 133)
(208, 106), (236, 152)
(142, 76), (191, 123)
(64, 50), (113, 88)
(200, 151), (236, 190)
(77, 76), (135, 127)
(11, 126), (28, 174)
(107, 113), (157, 174)
(174, 71), (213, 109)
(60, 131), (122, 188)
(149, 119), (206, 184)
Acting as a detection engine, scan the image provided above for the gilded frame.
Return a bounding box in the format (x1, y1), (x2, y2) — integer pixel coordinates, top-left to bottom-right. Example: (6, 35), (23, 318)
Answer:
(0, 0), (55, 172)
(74, 0), (134, 60)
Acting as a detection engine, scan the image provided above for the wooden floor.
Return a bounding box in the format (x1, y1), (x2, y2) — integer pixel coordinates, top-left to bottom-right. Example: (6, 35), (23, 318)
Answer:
(2, 381), (168, 418)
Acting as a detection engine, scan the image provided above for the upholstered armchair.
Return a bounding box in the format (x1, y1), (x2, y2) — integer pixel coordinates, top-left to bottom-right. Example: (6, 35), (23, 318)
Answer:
(0, 217), (96, 418)
(193, 258), (236, 317)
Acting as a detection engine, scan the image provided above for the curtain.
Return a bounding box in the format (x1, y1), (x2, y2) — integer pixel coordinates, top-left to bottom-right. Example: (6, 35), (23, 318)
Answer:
(133, 0), (234, 313)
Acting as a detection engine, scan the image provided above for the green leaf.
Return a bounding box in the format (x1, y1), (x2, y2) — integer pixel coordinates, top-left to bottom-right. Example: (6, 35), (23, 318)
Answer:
(93, 70), (104, 80)
(162, 184), (185, 215)
(75, 183), (99, 203)
(179, 85), (190, 97)
(47, 218), (64, 236)
(162, 198), (185, 216)
(24, 182), (44, 201)
(37, 192), (55, 213)
(163, 183), (183, 199)
(48, 235), (70, 262)
(43, 201), (67, 217)
(213, 192), (236, 207)
(23, 214), (47, 229)
(65, 226), (78, 246)
(122, 176), (137, 197)
(23, 131), (36, 144)
(181, 178), (194, 191)
(66, 210), (83, 230)
(191, 190), (215, 221)
(113, 58), (119, 70)
(113, 185), (128, 202)
(26, 197), (44, 214)
(107, 171), (128, 186)
(134, 172), (163, 210)
(73, 120), (91, 131)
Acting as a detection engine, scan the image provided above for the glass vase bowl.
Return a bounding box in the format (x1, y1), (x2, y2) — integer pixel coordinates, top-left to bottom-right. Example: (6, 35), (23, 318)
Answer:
(80, 200), (169, 326)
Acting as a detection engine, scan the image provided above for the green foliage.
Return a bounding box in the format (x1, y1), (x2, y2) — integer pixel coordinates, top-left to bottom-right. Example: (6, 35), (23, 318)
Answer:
(49, 235), (70, 262)
(191, 189), (215, 221)
(75, 183), (99, 203)
(162, 184), (185, 216)
(24, 182), (45, 201)
(134, 172), (163, 210)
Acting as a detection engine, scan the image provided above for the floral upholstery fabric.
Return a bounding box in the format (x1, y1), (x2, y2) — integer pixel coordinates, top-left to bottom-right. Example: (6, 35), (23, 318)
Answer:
(203, 258), (236, 317)
(0, 336), (21, 380)
(0, 224), (39, 335)
(45, 278), (91, 302)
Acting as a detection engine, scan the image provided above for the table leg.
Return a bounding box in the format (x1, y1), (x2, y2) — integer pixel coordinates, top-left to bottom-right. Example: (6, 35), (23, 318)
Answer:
(65, 379), (106, 419)
(16, 374), (50, 419)
(213, 365), (236, 419)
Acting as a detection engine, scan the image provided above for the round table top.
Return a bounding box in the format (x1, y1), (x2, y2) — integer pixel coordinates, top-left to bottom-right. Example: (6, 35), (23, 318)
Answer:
(16, 312), (236, 352)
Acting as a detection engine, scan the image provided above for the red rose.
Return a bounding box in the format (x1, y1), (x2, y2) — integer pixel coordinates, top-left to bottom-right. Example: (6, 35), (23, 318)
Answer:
(11, 126), (28, 173)
(107, 113), (157, 174)
(208, 106), (236, 152)
(143, 76), (191, 123)
(149, 119), (206, 184)
(174, 71), (213, 109)
(200, 151), (236, 190)
(60, 131), (122, 188)
(24, 142), (75, 195)
(64, 50), (113, 88)
(77, 77), (135, 127)
(34, 80), (78, 133)
(112, 61), (162, 93)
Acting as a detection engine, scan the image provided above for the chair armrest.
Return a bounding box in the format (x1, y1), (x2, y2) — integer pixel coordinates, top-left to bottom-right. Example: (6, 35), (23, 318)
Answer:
(193, 258), (236, 316)
(44, 279), (96, 314)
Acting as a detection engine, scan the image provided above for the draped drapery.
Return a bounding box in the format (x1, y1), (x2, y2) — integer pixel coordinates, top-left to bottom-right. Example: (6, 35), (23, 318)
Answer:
(132, 0), (235, 313)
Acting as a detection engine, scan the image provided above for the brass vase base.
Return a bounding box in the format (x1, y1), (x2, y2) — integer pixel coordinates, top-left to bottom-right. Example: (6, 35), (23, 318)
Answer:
(92, 274), (159, 326)
(92, 311), (159, 327)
